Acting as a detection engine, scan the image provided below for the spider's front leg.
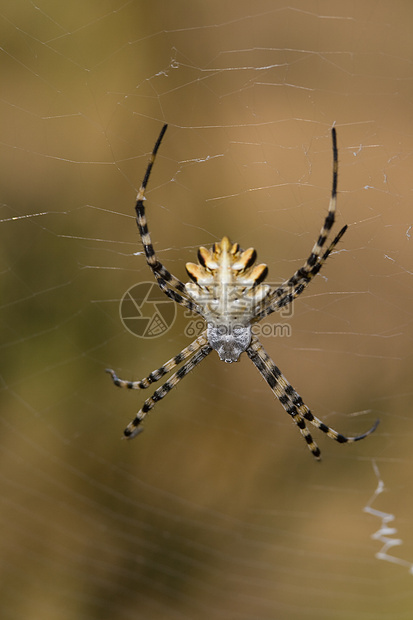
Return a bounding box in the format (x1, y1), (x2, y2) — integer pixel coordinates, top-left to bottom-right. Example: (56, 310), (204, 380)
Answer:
(256, 128), (346, 321)
(257, 223), (347, 320)
(134, 124), (197, 313)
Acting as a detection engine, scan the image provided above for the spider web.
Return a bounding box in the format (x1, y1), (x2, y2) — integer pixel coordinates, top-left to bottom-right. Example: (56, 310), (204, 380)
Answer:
(1, 1), (413, 618)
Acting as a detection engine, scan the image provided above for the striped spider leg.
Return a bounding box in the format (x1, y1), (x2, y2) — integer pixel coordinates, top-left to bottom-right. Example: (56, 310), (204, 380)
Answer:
(247, 336), (379, 459)
(256, 127), (346, 320)
(107, 124), (210, 437)
(134, 123), (198, 314)
(107, 333), (211, 438)
(108, 125), (378, 457)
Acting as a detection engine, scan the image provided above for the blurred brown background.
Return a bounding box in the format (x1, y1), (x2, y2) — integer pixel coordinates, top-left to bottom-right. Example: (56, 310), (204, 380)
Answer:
(1, 1), (412, 618)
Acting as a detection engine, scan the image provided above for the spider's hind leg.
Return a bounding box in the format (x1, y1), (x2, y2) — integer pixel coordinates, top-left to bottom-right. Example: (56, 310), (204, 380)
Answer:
(247, 339), (322, 459)
(247, 336), (377, 459)
(290, 415), (321, 459)
(301, 407), (379, 444)
(123, 342), (212, 439)
(106, 332), (208, 390)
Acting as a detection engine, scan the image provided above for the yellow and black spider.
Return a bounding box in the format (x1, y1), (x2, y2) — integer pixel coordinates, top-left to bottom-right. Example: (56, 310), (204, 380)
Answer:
(107, 125), (378, 459)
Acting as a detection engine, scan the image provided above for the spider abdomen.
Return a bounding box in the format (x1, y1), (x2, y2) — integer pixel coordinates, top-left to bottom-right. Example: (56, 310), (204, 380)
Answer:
(185, 235), (271, 327)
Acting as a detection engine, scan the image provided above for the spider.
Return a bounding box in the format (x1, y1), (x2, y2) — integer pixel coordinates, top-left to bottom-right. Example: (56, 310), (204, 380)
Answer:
(107, 124), (378, 459)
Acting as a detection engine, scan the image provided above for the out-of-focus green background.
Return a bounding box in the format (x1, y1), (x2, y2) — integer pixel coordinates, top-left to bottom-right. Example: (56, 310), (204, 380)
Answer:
(1, 1), (412, 618)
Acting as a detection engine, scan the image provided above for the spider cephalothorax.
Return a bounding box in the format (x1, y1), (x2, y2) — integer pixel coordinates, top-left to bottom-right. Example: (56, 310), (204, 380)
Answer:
(107, 124), (378, 458)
